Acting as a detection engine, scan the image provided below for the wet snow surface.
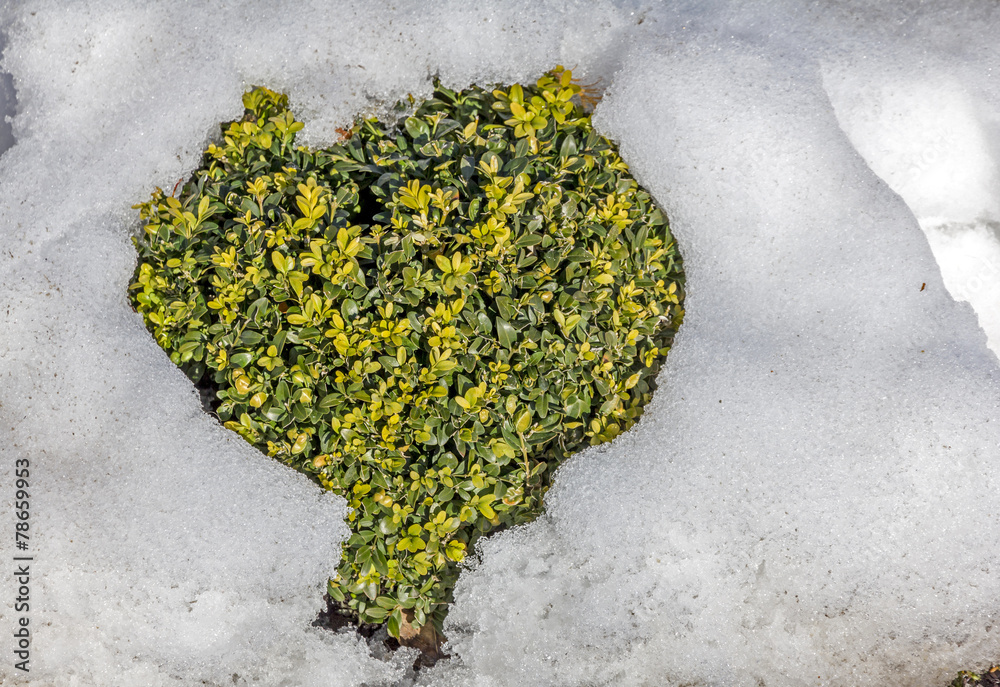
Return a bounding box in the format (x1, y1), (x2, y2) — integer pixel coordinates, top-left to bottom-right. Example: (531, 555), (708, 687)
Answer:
(1, 2), (1000, 685)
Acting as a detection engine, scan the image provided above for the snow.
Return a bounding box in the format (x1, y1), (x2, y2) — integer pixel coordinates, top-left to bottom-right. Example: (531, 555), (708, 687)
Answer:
(823, 41), (1000, 356)
(1, 2), (1000, 686)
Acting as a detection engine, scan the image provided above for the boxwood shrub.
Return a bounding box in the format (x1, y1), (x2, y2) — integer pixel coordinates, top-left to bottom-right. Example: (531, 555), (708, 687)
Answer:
(129, 68), (684, 640)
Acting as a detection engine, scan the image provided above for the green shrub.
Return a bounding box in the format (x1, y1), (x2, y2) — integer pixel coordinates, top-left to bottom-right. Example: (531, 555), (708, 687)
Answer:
(129, 68), (684, 638)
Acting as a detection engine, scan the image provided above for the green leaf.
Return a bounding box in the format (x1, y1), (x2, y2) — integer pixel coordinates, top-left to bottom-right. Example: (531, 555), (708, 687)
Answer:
(495, 296), (516, 321)
(375, 595), (397, 610)
(364, 606), (389, 621)
(565, 395), (589, 419)
(404, 117), (430, 139)
(536, 393), (549, 418)
(371, 547), (389, 576)
(327, 580), (346, 602)
(387, 609), (403, 638)
(496, 318), (516, 348)
(435, 254), (453, 274)
(240, 330), (265, 346)
(229, 352), (253, 368)
(565, 247), (595, 263)
(559, 134), (578, 158)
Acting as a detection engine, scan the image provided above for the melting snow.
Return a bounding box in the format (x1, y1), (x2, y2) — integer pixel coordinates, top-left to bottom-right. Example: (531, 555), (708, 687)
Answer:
(1, 2), (1000, 686)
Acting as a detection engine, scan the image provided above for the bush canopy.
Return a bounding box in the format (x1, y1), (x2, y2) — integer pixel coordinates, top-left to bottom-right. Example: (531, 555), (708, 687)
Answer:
(130, 68), (684, 638)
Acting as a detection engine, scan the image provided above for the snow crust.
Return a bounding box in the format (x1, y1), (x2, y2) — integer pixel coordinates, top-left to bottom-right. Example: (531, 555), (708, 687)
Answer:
(823, 36), (1000, 356)
(1, 2), (999, 686)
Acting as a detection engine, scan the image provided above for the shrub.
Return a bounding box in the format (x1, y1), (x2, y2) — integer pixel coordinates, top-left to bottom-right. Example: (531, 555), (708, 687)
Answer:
(129, 68), (684, 639)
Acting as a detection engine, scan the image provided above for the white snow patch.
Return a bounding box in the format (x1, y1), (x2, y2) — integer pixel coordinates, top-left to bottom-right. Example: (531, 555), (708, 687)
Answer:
(1, 2), (999, 686)
(823, 23), (1000, 357)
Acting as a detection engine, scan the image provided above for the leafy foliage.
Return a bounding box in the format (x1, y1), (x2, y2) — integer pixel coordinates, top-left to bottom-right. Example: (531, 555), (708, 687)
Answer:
(952, 667), (1000, 687)
(129, 68), (684, 637)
